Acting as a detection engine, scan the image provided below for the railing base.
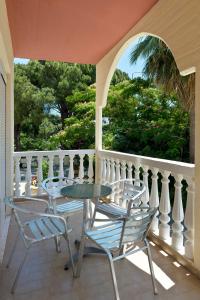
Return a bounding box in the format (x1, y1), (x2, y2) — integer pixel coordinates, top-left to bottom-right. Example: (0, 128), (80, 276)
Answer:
(149, 232), (200, 279)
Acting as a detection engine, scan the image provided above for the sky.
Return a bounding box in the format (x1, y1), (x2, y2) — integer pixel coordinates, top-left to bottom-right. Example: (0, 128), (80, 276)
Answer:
(14, 38), (145, 78)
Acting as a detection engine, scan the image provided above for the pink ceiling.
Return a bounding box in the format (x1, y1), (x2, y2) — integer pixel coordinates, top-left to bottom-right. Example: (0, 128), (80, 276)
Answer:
(6, 0), (158, 64)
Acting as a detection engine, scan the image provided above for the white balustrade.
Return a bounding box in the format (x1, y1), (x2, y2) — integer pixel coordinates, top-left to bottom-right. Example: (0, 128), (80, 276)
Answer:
(159, 170), (171, 241)
(98, 149), (195, 260)
(13, 149), (95, 197)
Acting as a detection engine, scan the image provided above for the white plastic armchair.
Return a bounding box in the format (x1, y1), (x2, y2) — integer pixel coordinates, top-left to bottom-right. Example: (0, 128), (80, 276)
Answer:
(4, 196), (75, 294)
(76, 206), (158, 300)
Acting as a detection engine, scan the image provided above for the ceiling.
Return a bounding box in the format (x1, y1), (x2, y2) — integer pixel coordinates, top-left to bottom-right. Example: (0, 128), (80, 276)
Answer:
(6, 0), (158, 64)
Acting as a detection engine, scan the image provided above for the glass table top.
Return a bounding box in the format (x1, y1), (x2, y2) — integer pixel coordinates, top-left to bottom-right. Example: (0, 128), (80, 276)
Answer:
(61, 183), (112, 199)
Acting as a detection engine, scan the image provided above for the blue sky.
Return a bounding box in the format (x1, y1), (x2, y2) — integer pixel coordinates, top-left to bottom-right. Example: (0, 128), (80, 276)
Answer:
(14, 38), (145, 78)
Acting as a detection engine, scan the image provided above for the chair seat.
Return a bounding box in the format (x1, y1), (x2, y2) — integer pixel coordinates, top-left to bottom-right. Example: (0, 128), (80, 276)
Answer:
(96, 202), (128, 218)
(25, 216), (70, 242)
(52, 200), (83, 215)
(86, 221), (123, 249)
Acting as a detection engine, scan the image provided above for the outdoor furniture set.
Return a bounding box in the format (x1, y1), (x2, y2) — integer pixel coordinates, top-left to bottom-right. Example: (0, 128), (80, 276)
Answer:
(4, 176), (158, 300)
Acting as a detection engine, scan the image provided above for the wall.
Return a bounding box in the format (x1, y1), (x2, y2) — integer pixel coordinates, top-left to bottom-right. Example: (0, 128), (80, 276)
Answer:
(0, 0), (14, 261)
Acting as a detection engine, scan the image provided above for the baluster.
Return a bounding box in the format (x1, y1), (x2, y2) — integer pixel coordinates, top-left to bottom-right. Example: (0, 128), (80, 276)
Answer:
(121, 160), (127, 180)
(14, 156), (21, 197)
(110, 159), (116, 183)
(88, 154), (94, 183)
(142, 165), (149, 206)
(114, 159), (121, 204)
(106, 158), (111, 184)
(184, 177), (194, 259)
(172, 174), (184, 252)
(25, 155), (32, 196)
(134, 161), (140, 186)
(127, 161), (133, 181)
(101, 157), (107, 184)
(68, 155), (75, 179)
(78, 154), (84, 183)
(37, 156), (43, 196)
(48, 154), (54, 178)
(149, 168), (159, 234)
(59, 153), (64, 178)
(159, 170), (171, 242)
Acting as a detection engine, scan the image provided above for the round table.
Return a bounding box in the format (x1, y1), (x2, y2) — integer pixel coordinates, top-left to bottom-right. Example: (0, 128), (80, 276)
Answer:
(60, 183), (112, 270)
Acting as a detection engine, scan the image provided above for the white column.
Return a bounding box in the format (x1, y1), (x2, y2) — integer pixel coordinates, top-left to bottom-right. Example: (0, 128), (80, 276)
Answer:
(48, 154), (54, 178)
(88, 154), (94, 183)
(172, 174), (184, 252)
(79, 154), (84, 183)
(25, 155), (32, 196)
(110, 158), (116, 183)
(127, 161), (133, 181)
(101, 157), (107, 184)
(142, 165), (149, 207)
(68, 154), (74, 179)
(14, 156), (21, 197)
(159, 170), (171, 242)
(149, 167), (159, 233)
(106, 158), (111, 184)
(184, 176), (194, 259)
(59, 153), (64, 178)
(37, 156), (43, 196)
(95, 106), (102, 183)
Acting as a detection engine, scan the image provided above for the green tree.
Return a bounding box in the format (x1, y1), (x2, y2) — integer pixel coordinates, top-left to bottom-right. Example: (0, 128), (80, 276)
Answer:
(103, 79), (189, 162)
(129, 36), (195, 162)
(14, 64), (54, 151)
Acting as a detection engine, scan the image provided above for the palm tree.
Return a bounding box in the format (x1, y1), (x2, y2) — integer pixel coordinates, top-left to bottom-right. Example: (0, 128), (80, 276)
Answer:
(130, 36), (195, 162)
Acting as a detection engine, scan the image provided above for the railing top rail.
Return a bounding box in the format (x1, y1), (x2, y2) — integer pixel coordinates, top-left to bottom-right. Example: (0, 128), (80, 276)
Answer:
(98, 150), (195, 178)
(13, 149), (95, 157)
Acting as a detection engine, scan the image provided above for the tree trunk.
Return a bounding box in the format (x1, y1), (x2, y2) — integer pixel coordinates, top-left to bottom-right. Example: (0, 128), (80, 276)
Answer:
(14, 124), (21, 151)
(189, 103), (195, 163)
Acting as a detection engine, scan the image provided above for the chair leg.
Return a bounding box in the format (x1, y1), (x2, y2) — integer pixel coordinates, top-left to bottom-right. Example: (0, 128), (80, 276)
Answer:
(54, 236), (61, 253)
(107, 252), (120, 300)
(6, 232), (19, 268)
(64, 233), (75, 277)
(11, 248), (29, 294)
(145, 240), (158, 295)
(75, 235), (86, 278)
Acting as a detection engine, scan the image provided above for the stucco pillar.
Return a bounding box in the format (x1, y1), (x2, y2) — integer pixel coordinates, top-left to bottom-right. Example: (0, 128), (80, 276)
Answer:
(95, 106), (102, 183)
(194, 66), (200, 270)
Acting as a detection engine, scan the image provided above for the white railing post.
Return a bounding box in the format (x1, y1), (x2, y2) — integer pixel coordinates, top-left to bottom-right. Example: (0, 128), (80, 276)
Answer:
(25, 155), (32, 196)
(48, 154), (54, 178)
(106, 158), (111, 184)
(59, 153), (64, 178)
(68, 154), (75, 179)
(159, 170), (171, 242)
(184, 177), (195, 259)
(14, 156), (21, 197)
(79, 154), (84, 183)
(121, 160), (127, 181)
(110, 158), (116, 183)
(172, 174), (184, 252)
(134, 161), (140, 186)
(149, 167), (159, 233)
(88, 154), (94, 183)
(142, 165), (149, 206)
(101, 157), (106, 184)
(127, 161), (133, 181)
(37, 156), (43, 196)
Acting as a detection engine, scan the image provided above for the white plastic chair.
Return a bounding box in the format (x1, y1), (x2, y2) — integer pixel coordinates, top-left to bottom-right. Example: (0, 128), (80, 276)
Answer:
(76, 207), (158, 300)
(4, 196), (75, 294)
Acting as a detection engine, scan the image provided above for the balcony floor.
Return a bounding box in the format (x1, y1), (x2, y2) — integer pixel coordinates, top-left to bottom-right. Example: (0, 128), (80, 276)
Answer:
(1, 201), (200, 300)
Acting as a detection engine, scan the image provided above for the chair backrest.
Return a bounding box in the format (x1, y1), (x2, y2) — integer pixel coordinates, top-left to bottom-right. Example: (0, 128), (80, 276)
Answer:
(120, 208), (157, 246)
(42, 176), (76, 197)
(110, 179), (146, 210)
